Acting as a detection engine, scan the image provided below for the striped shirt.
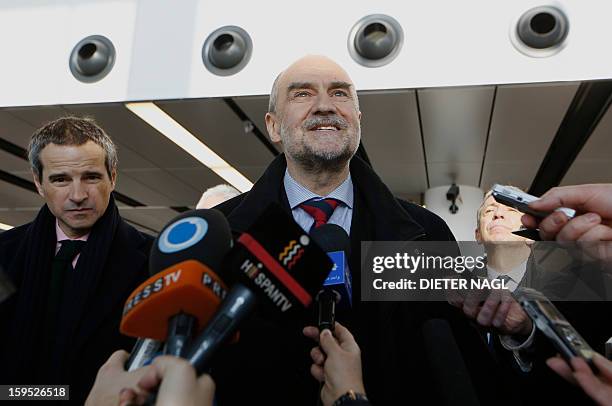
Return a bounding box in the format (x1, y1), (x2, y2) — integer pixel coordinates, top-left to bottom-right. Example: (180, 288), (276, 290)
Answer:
(283, 169), (353, 236)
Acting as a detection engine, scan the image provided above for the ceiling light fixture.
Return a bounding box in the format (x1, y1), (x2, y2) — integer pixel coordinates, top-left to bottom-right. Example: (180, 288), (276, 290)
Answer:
(0, 222), (14, 231)
(125, 102), (253, 192)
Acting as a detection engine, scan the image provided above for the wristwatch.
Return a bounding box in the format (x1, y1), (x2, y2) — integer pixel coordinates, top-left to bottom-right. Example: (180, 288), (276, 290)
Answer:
(332, 390), (369, 406)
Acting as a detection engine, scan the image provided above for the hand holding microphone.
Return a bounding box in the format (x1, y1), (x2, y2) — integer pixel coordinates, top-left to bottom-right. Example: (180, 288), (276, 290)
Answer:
(85, 350), (152, 406)
(118, 356), (215, 406)
(304, 322), (367, 406)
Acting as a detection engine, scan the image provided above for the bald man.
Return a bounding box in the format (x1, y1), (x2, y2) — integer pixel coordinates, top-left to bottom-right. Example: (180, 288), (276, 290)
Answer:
(212, 56), (490, 405)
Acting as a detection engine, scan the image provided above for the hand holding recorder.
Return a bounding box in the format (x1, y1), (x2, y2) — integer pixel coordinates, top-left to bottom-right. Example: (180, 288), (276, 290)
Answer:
(521, 184), (612, 249)
(304, 322), (368, 406)
(547, 353), (612, 406)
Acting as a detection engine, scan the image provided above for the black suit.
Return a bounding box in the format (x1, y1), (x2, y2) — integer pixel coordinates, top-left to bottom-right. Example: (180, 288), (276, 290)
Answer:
(211, 154), (496, 406)
(0, 202), (153, 404)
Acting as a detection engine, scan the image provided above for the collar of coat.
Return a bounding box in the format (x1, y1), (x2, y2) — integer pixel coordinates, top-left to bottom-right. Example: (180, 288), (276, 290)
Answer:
(226, 154), (426, 241)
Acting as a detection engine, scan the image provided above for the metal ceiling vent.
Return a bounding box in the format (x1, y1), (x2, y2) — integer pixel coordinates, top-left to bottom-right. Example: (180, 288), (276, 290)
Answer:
(69, 35), (116, 83)
(512, 6), (569, 57)
(202, 26), (252, 76)
(348, 14), (404, 67)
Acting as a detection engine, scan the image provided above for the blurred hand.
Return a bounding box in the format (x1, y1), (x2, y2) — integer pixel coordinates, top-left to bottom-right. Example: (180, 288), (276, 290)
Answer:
(303, 323), (366, 406)
(117, 356), (215, 406)
(547, 353), (612, 406)
(451, 288), (533, 336)
(522, 184), (612, 261)
(85, 350), (151, 406)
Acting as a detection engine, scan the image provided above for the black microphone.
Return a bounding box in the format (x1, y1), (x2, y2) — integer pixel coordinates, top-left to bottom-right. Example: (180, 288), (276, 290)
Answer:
(121, 209), (232, 359)
(422, 319), (480, 406)
(310, 224), (352, 333)
(185, 203), (334, 375)
(153, 209), (232, 357)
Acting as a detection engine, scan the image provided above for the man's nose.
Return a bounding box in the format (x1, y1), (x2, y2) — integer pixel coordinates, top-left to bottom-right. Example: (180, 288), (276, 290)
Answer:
(312, 93), (338, 114)
(493, 206), (505, 218)
(69, 181), (88, 203)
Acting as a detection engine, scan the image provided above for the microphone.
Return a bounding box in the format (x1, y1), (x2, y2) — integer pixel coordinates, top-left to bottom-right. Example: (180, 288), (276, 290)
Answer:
(120, 259), (228, 342)
(125, 338), (162, 371)
(152, 209), (232, 356)
(310, 224), (352, 333)
(121, 209), (232, 358)
(185, 203), (334, 374)
(422, 319), (480, 406)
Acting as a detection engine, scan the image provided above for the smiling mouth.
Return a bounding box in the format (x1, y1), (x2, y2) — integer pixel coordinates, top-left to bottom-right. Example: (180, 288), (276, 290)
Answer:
(309, 125), (341, 132)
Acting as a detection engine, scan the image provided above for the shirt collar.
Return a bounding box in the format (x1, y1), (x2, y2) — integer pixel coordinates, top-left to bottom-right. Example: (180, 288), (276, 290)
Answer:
(55, 219), (90, 243)
(487, 260), (527, 283)
(283, 169), (354, 209)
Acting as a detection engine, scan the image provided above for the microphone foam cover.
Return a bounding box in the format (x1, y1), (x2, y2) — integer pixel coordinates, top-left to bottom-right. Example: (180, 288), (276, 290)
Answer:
(121, 260), (227, 340)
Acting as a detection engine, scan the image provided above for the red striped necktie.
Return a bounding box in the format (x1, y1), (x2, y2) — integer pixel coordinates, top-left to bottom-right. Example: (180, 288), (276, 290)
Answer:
(299, 198), (340, 231)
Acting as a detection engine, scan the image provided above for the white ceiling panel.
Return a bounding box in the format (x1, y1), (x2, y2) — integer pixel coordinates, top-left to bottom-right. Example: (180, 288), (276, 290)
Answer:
(0, 150), (30, 173)
(122, 169), (200, 206)
(0, 181), (43, 229)
(157, 98), (275, 181)
(420, 86), (494, 187)
(166, 167), (227, 196)
(359, 91), (427, 196)
(562, 103), (612, 185)
(0, 110), (37, 147)
(427, 162), (482, 188)
(480, 82), (579, 191)
(118, 207), (179, 235)
(232, 95), (276, 149)
(65, 103), (204, 169)
(8, 105), (71, 129)
(0, 181), (42, 208)
(114, 171), (181, 207)
(112, 144), (158, 171)
(0, 210), (37, 230)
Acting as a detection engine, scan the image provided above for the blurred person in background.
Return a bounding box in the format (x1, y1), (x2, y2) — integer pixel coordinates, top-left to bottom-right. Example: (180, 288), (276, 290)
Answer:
(196, 184), (240, 209)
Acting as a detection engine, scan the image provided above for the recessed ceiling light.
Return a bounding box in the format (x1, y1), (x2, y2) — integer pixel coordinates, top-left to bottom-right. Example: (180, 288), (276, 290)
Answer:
(0, 222), (13, 231)
(125, 102), (253, 192)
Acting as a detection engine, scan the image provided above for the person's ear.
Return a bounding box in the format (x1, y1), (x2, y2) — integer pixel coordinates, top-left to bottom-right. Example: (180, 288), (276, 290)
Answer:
(32, 170), (44, 198)
(265, 112), (282, 144)
(109, 168), (117, 190)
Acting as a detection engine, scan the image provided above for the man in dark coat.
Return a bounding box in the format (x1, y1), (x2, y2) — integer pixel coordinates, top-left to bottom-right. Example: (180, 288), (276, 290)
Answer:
(455, 187), (612, 405)
(0, 117), (153, 404)
(210, 55), (492, 406)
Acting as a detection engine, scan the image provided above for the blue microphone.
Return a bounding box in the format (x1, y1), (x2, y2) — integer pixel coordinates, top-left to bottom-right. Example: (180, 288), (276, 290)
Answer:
(322, 250), (352, 308)
(310, 224), (351, 333)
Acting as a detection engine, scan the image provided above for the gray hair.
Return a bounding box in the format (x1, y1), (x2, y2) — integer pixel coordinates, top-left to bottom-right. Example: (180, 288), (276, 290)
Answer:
(28, 116), (118, 181)
(268, 72), (283, 113)
(196, 184), (241, 209)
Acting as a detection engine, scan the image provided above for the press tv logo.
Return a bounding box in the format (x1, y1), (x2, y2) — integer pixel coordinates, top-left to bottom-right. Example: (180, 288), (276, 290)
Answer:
(158, 217), (208, 253)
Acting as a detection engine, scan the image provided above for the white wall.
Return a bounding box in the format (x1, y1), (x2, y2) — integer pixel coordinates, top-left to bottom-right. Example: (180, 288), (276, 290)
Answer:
(1, 0), (612, 106)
